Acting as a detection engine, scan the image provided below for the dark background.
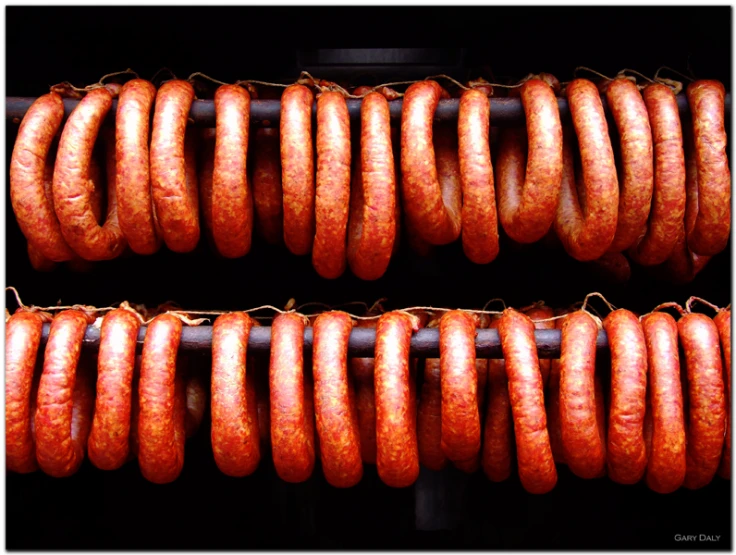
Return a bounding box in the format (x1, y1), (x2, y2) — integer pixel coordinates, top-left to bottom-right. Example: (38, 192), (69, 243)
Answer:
(5, 5), (732, 550)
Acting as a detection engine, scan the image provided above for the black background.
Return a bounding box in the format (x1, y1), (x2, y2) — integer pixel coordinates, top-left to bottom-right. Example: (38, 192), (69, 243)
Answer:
(5, 5), (732, 550)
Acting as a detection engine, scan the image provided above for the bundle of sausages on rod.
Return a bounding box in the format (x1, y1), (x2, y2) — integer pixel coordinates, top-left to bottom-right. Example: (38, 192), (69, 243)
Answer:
(6, 296), (731, 493)
(9, 72), (731, 281)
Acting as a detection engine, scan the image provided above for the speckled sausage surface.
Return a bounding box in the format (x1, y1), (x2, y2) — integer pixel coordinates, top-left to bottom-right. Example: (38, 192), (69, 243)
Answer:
(714, 309), (731, 479)
(350, 318), (379, 464)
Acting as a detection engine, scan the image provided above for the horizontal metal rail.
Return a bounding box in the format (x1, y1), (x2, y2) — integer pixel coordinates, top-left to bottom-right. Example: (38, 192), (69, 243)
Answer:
(7, 94), (729, 127)
(39, 324), (608, 358)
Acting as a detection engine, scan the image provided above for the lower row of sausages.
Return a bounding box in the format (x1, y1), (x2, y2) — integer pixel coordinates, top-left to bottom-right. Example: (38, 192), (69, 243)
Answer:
(6, 303), (731, 493)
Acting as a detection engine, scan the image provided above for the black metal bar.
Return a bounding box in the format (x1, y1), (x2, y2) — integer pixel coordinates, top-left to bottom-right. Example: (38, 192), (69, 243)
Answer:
(6, 94), (729, 128)
(40, 324), (607, 358)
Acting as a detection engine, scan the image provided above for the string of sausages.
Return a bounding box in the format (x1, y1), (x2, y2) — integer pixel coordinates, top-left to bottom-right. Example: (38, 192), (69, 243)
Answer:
(10, 71), (730, 282)
(6, 295), (731, 493)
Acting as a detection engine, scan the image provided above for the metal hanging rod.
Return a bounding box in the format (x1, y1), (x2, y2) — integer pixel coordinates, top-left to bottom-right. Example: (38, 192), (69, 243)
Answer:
(39, 324), (608, 358)
(6, 94), (729, 127)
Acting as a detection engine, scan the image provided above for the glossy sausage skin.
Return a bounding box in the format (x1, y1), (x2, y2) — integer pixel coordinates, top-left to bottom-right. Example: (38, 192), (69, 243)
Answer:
(88, 308), (142, 470)
(374, 311), (421, 487)
(150, 80), (201, 253)
(10, 93), (76, 262)
(641, 312), (686, 493)
(116, 79), (161, 255)
(269, 313), (315, 483)
(603, 309), (648, 484)
(496, 79), (563, 244)
(678, 313), (727, 489)
(280, 85), (316, 256)
(498, 309), (557, 493)
(715, 309), (731, 479)
(685, 80), (731, 256)
(312, 312), (363, 487)
(138, 314), (186, 484)
(350, 319), (379, 464)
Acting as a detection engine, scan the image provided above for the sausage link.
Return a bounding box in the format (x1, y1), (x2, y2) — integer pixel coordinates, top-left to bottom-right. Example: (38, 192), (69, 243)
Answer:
(546, 312), (567, 464)
(458, 89), (499, 263)
(347, 92), (397, 280)
(211, 84), (253, 258)
(312, 92), (351, 278)
(269, 313), (315, 482)
(10, 93), (76, 261)
(312, 311), (363, 486)
(150, 80), (200, 253)
(604, 78), (655, 253)
(559, 311), (606, 478)
(52, 87), (127, 260)
(252, 127), (284, 245)
(88, 308), (142, 470)
(184, 364), (206, 438)
(350, 319), (378, 464)
(603, 309), (648, 484)
(498, 308), (557, 493)
(374, 311), (421, 487)
(554, 79), (619, 261)
(496, 79), (563, 243)
(439, 310), (481, 462)
(628, 84), (687, 265)
(34, 310), (96, 477)
(115, 79), (161, 255)
(400, 81), (462, 245)
(524, 305), (555, 387)
(482, 317), (513, 481)
(685, 80), (730, 256)
(138, 314), (186, 484)
(641, 312), (686, 493)
(6, 311), (45, 473)
(715, 309), (731, 479)
(678, 313), (727, 489)
(211, 312), (260, 476)
(280, 84), (315, 255)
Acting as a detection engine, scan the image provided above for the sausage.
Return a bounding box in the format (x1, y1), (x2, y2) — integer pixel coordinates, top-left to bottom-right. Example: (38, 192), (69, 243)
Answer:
(603, 309), (648, 484)
(685, 80), (730, 256)
(138, 314), (186, 484)
(115, 79), (161, 255)
(184, 367), (206, 438)
(52, 87), (127, 260)
(209, 85), (254, 258)
(10, 93), (76, 261)
(312, 92), (351, 278)
(269, 312), (315, 482)
(714, 309), (731, 479)
(34, 310), (96, 477)
(6, 310), (47, 473)
(524, 305), (555, 387)
(678, 313), (727, 489)
(496, 79), (563, 243)
(439, 310), (481, 462)
(312, 311), (363, 487)
(559, 310), (607, 479)
(417, 358), (447, 471)
(482, 316), (514, 481)
(252, 127), (284, 246)
(198, 128), (216, 245)
(88, 308), (142, 470)
(604, 77), (655, 253)
(641, 312), (686, 493)
(546, 311), (568, 464)
(280, 84), (315, 256)
(374, 311), (421, 487)
(498, 308), (557, 493)
(400, 81), (462, 245)
(347, 92), (397, 280)
(554, 79), (619, 261)
(628, 84), (687, 266)
(458, 89), (499, 263)
(211, 312), (260, 476)
(350, 319), (379, 464)
(150, 79), (200, 253)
